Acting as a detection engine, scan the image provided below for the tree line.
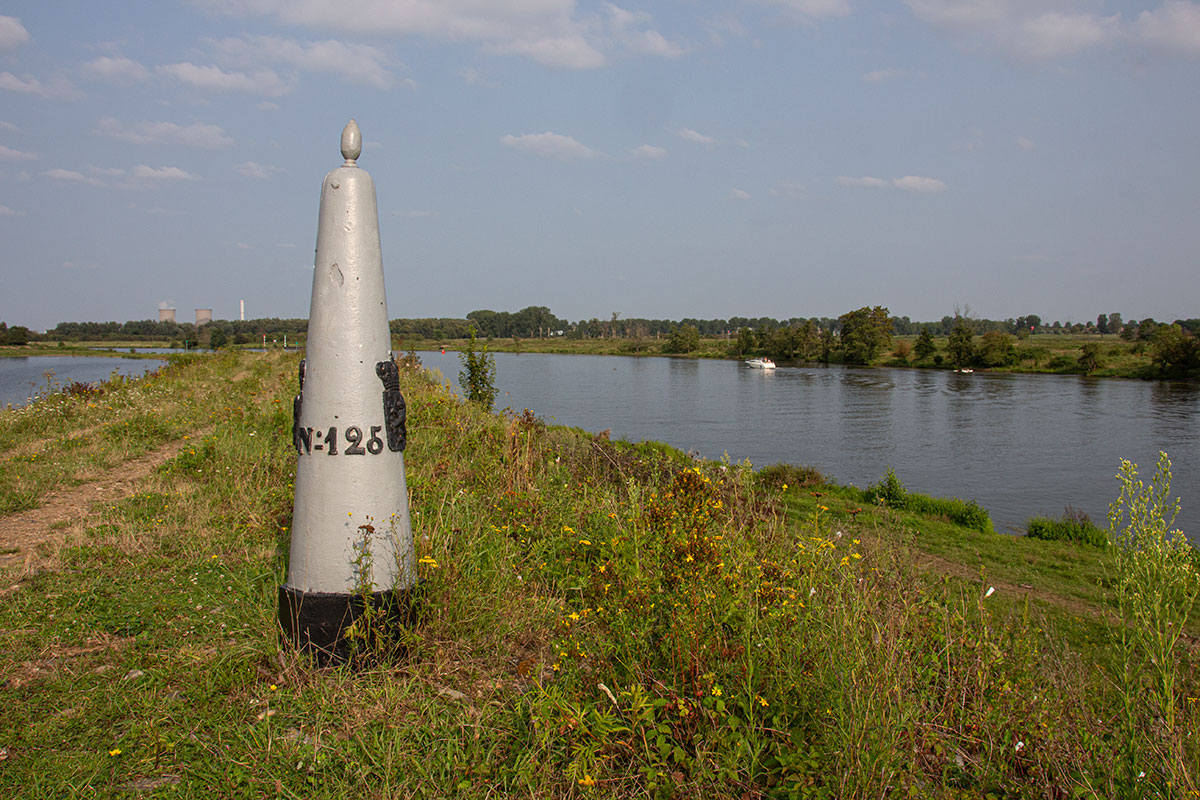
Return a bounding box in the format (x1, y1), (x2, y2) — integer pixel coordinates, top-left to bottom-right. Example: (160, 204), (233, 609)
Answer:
(9, 304), (1198, 374)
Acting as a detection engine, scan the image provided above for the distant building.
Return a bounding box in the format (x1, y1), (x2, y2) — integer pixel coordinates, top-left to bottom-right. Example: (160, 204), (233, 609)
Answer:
(159, 308), (176, 323)
(196, 308), (213, 326)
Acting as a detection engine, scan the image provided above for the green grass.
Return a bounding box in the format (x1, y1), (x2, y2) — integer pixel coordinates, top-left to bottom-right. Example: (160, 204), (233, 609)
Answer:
(0, 350), (1197, 798)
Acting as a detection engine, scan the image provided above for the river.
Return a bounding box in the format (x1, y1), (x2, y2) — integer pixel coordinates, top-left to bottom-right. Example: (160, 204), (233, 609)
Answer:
(3, 350), (1195, 536)
(0, 356), (164, 408)
(416, 350), (1200, 537)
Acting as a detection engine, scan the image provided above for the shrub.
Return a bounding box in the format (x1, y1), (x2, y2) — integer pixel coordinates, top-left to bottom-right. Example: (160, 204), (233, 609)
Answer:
(867, 467), (907, 508)
(1108, 453), (1200, 787)
(866, 468), (993, 533)
(1078, 342), (1103, 373)
(905, 493), (994, 534)
(1026, 507), (1106, 547)
(458, 327), (497, 409)
(757, 462), (826, 489)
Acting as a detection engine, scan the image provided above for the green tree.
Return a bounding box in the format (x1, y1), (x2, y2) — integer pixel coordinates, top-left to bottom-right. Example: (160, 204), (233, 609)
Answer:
(1149, 324), (1200, 374)
(914, 326), (937, 361)
(977, 330), (1016, 367)
(0, 322), (31, 346)
(837, 306), (892, 364)
(733, 327), (757, 358)
(819, 329), (835, 363)
(209, 328), (228, 350)
(458, 327), (497, 409)
(1097, 313), (1109, 334)
(765, 326), (800, 360)
(666, 324), (700, 354)
(796, 320), (819, 361)
(946, 316), (975, 369)
(1078, 342), (1103, 372)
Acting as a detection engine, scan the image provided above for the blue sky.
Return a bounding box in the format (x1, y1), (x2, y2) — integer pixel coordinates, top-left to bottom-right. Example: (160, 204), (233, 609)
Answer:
(1, 0), (1198, 331)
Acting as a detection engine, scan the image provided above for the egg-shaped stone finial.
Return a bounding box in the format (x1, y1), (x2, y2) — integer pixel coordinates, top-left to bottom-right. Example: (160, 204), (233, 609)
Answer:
(340, 119), (361, 165)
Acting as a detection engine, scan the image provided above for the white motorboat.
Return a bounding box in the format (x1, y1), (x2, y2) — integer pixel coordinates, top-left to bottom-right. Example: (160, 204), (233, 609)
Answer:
(745, 358), (777, 369)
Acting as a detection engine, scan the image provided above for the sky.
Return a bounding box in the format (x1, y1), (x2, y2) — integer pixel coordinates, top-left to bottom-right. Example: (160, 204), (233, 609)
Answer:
(1, 0), (1198, 332)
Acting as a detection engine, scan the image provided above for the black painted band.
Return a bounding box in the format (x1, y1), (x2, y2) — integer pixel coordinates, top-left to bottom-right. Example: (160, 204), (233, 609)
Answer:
(277, 584), (419, 665)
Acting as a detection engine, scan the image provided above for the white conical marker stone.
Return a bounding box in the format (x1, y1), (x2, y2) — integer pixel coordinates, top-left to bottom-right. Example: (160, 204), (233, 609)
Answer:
(280, 119), (416, 662)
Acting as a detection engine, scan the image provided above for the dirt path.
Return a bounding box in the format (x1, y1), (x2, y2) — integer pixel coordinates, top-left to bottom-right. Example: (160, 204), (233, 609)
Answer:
(912, 549), (1117, 624)
(0, 436), (197, 574)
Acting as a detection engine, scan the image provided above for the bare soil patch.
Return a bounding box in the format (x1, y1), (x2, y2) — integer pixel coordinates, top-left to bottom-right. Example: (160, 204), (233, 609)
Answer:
(0, 435), (197, 573)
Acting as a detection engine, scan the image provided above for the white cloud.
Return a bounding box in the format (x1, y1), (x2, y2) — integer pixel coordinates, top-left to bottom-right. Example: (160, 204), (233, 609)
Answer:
(488, 34), (606, 68)
(235, 242), (253, 249)
(1135, 1), (1200, 56)
(192, 0), (684, 69)
(44, 168), (105, 186)
(0, 16), (29, 52)
(674, 127), (717, 145)
(1017, 136), (1035, 151)
(207, 35), (402, 89)
(836, 175), (891, 188)
(0, 144), (36, 160)
(460, 66), (498, 87)
(95, 118), (234, 149)
(133, 164), (200, 181)
(893, 175), (948, 192)
(770, 180), (805, 198)
(837, 175), (947, 192)
(501, 131), (598, 161)
(752, 0), (852, 21)
(605, 5), (688, 58)
(235, 160), (283, 178)
(0, 121), (17, 132)
(631, 144), (668, 159)
(257, 101), (280, 111)
(906, 1), (1119, 60)
(0, 204), (21, 216)
(1014, 12), (1118, 59)
(0, 71), (76, 99)
(81, 56), (151, 83)
(158, 62), (290, 96)
(729, 188), (751, 200)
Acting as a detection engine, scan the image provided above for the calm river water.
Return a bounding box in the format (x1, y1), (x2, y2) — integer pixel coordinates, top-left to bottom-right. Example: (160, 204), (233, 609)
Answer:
(0, 356), (163, 408)
(418, 351), (1200, 536)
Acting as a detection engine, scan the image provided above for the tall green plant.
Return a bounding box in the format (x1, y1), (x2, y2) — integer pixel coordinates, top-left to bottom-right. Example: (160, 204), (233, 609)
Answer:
(1108, 452), (1200, 790)
(458, 326), (497, 409)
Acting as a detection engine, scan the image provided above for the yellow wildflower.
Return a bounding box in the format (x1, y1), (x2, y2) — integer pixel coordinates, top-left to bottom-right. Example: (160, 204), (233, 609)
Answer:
(579, 775), (596, 787)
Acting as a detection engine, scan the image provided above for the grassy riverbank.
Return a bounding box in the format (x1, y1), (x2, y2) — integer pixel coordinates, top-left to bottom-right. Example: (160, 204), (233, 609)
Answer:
(0, 343), (176, 359)
(0, 351), (1196, 798)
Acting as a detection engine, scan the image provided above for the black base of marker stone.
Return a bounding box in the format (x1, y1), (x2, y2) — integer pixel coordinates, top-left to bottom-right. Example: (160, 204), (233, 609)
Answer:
(278, 584), (420, 666)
